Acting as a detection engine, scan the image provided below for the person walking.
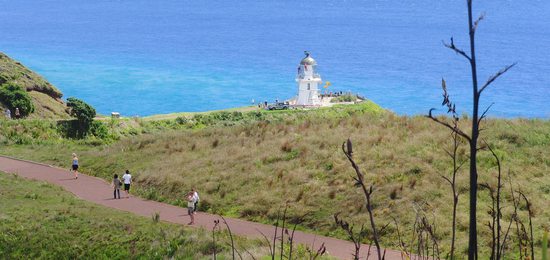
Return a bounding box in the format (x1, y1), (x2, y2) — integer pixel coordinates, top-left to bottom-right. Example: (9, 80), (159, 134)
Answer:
(122, 170), (132, 198)
(112, 174), (122, 199)
(71, 153), (79, 179)
(192, 188), (200, 213)
(186, 191), (197, 225)
(14, 108), (20, 119)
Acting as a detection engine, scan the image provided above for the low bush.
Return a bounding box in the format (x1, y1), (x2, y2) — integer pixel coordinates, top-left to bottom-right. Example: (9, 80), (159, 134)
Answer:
(330, 93), (358, 103)
(0, 82), (34, 117)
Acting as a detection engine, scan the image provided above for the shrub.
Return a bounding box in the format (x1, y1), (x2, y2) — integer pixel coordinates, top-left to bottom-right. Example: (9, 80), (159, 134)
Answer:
(0, 82), (34, 117)
(90, 121), (106, 136)
(330, 93), (357, 103)
(175, 116), (188, 125)
(66, 97), (96, 137)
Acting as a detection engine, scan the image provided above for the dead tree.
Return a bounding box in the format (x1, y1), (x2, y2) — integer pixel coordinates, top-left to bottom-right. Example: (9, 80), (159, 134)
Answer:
(482, 140), (505, 260)
(220, 216), (237, 260)
(342, 139), (383, 260)
(436, 92), (466, 260)
(334, 214), (367, 260)
(257, 207), (310, 260)
(427, 1), (515, 258)
(213, 220), (220, 260)
(519, 191), (535, 260)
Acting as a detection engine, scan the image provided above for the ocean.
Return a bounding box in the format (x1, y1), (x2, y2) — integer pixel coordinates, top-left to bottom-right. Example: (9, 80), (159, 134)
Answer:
(0, 0), (548, 117)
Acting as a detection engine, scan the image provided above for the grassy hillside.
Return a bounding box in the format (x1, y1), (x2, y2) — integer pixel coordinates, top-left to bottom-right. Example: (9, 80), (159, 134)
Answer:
(0, 52), (69, 119)
(0, 172), (264, 259)
(1, 103), (548, 257)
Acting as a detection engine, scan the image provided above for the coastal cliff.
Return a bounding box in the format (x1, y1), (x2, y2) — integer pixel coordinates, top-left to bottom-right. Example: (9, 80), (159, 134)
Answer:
(0, 52), (69, 119)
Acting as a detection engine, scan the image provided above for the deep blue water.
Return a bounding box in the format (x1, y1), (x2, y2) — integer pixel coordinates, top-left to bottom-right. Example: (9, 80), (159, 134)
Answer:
(0, 0), (548, 117)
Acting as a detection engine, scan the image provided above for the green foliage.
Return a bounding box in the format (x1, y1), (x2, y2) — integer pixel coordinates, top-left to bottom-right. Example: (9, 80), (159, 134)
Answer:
(89, 121), (110, 139)
(0, 82), (34, 117)
(0, 119), (61, 145)
(66, 97), (96, 138)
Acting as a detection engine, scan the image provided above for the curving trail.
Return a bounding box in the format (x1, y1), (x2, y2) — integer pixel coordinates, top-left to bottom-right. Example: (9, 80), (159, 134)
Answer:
(0, 155), (404, 260)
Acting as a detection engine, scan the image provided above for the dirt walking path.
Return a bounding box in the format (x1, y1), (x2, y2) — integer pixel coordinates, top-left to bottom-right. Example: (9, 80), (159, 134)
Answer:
(0, 155), (403, 260)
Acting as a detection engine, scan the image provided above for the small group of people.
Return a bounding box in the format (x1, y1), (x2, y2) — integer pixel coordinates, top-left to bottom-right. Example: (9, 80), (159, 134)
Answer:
(320, 91), (345, 98)
(71, 152), (199, 225)
(112, 170), (133, 199)
(3, 107), (20, 119)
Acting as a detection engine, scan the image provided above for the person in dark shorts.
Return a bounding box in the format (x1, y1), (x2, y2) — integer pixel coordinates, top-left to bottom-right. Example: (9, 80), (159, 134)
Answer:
(122, 170), (132, 198)
(71, 153), (79, 179)
(112, 174), (122, 199)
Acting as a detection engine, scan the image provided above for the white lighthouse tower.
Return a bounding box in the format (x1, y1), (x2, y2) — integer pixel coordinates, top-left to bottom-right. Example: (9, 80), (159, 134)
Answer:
(295, 51), (322, 106)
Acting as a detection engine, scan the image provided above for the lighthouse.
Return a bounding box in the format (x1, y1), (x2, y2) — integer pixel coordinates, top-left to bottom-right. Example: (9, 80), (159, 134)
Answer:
(295, 51), (322, 106)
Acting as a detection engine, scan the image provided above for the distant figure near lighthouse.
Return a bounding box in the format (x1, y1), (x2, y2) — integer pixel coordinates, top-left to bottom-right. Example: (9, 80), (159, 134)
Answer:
(296, 51), (322, 106)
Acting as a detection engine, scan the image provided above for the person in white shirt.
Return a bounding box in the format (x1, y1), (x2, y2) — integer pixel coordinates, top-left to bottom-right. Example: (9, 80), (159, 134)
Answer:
(122, 170), (132, 198)
(187, 192), (197, 225)
(192, 188), (199, 213)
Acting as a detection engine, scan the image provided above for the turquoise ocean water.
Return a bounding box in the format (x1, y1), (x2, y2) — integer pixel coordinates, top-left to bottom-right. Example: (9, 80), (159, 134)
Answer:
(0, 0), (548, 117)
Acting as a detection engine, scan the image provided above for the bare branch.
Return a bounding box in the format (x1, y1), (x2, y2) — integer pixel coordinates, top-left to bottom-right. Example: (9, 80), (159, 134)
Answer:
(441, 175), (453, 186)
(519, 191), (535, 260)
(256, 229), (274, 257)
(443, 147), (453, 158)
(456, 160), (468, 172)
(220, 216), (236, 260)
(341, 140), (383, 260)
(426, 111), (472, 142)
(479, 63), (517, 94)
(478, 102), (495, 125)
(472, 12), (486, 32)
(443, 37), (472, 61)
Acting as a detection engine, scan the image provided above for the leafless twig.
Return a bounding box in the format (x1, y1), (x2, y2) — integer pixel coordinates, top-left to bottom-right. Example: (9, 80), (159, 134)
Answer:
(342, 139), (383, 260)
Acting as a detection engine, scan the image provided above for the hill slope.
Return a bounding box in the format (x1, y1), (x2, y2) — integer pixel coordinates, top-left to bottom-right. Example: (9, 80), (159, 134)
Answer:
(0, 104), (548, 257)
(0, 52), (69, 119)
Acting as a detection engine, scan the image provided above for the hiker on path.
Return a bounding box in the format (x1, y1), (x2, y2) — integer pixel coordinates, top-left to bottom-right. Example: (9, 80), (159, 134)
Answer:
(71, 153), (79, 179)
(122, 170), (132, 198)
(187, 191), (197, 225)
(112, 174), (122, 199)
(192, 188), (200, 213)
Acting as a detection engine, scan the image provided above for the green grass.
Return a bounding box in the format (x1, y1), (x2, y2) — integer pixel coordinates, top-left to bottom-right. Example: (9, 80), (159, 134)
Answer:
(1, 102), (548, 258)
(0, 172), (267, 259)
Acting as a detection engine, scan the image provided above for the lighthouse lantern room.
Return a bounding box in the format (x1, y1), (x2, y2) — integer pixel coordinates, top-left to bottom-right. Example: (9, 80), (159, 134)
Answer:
(295, 51), (322, 106)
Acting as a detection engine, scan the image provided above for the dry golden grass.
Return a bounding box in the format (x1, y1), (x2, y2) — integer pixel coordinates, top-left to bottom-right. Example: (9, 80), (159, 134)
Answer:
(28, 91), (70, 119)
(1, 105), (549, 257)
